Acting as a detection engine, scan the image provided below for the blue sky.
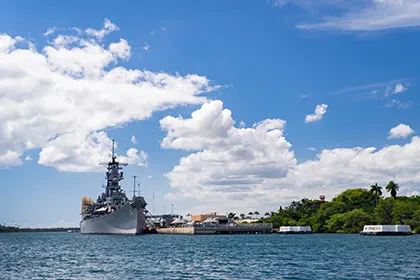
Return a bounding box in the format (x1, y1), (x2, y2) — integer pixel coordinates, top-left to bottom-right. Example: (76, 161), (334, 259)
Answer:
(1, 0), (420, 227)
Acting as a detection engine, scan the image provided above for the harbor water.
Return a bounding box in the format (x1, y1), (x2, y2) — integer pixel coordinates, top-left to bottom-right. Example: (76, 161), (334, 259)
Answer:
(1, 232), (420, 279)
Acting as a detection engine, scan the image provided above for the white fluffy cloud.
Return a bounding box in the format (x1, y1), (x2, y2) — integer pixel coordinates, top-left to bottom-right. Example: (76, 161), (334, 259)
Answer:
(162, 101), (420, 214)
(160, 100), (235, 150)
(282, 0), (420, 31)
(277, 136), (420, 200)
(393, 83), (407, 94)
(161, 100), (297, 211)
(0, 20), (215, 171)
(85, 18), (119, 40)
(305, 104), (328, 123)
(131, 135), (137, 144)
(388, 124), (414, 139)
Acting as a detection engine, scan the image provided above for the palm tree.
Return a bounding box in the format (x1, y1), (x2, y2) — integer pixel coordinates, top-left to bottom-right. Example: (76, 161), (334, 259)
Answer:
(386, 181), (399, 199)
(264, 212), (271, 217)
(254, 211), (260, 218)
(240, 213), (245, 220)
(248, 211), (254, 218)
(227, 212), (236, 219)
(369, 183), (383, 206)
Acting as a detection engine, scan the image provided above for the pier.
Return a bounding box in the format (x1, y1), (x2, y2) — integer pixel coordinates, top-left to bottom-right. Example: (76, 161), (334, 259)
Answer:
(156, 223), (273, 235)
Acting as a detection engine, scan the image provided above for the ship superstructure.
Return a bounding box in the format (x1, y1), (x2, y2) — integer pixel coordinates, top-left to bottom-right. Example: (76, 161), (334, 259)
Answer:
(80, 140), (147, 235)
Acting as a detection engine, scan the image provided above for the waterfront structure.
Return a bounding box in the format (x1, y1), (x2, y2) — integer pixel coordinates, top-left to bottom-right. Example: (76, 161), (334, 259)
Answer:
(157, 217), (273, 234)
(360, 225), (412, 236)
(191, 213), (225, 222)
(278, 226), (312, 234)
(237, 218), (259, 224)
(170, 218), (188, 227)
(80, 140), (147, 235)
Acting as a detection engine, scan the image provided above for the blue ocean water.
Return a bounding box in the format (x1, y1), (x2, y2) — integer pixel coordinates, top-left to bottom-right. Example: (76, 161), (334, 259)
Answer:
(0, 233), (419, 279)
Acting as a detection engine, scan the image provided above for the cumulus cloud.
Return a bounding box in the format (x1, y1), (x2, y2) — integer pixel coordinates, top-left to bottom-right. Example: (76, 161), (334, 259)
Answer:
(305, 104), (328, 123)
(393, 83), (407, 94)
(85, 18), (119, 40)
(131, 135), (137, 144)
(160, 100), (236, 150)
(161, 100), (297, 211)
(281, 0), (420, 31)
(25, 155), (32, 161)
(38, 132), (148, 171)
(52, 35), (79, 48)
(277, 137), (420, 199)
(109, 39), (131, 60)
(388, 124), (414, 139)
(125, 148), (148, 167)
(0, 34), (22, 53)
(0, 20), (216, 171)
(162, 102), (420, 214)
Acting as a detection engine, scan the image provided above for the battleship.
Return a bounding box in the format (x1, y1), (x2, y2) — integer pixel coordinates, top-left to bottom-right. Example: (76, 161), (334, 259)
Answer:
(80, 140), (147, 235)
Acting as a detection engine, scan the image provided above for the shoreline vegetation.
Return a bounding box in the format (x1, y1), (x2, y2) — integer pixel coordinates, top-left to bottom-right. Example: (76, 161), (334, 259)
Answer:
(3, 181), (419, 234)
(260, 181), (420, 234)
(0, 226), (80, 233)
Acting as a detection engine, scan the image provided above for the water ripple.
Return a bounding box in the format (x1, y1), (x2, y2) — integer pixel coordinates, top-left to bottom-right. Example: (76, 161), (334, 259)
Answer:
(1, 233), (419, 279)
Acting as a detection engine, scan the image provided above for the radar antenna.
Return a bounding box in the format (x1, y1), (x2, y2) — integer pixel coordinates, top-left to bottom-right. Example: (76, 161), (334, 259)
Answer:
(98, 139), (128, 166)
(112, 139), (116, 163)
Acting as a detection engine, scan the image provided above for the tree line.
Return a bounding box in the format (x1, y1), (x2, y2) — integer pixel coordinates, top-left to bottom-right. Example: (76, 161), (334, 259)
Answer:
(0, 224), (79, 233)
(261, 181), (420, 233)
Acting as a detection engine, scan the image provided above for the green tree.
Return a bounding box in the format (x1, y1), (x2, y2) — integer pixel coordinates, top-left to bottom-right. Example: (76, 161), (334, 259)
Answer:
(392, 200), (417, 225)
(312, 201), (348, 232)
(325, 209), (373, 233)
(385, 181), (399, 199)
(254, 211), (260, 217)
(239, 213), (245, 220)
(369, 183), (383, 206)
(375, 198), (395, 224)
(333, 188), (377, 213)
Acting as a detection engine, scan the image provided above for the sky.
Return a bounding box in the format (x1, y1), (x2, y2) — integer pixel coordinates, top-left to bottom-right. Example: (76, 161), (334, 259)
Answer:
(1, 0), (420, 227)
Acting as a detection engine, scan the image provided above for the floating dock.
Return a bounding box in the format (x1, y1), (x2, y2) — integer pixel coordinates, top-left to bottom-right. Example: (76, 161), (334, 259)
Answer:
(360, 225), (412, 236)
(156, 223), (273, 235)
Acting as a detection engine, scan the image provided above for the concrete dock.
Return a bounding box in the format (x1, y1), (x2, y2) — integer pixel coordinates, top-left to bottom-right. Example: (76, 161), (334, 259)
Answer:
(156, 223), (273, 235)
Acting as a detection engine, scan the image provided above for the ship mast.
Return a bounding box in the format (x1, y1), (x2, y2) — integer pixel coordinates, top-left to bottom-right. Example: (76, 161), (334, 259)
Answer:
(133, 175), (137, 199)
(112, 139), (116, 163)
(103, 139), (127, 205)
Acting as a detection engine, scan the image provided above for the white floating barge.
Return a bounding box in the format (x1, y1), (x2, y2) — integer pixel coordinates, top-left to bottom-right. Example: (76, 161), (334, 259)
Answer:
(360, 225), (412, 236)
(278, 226), (312, 234)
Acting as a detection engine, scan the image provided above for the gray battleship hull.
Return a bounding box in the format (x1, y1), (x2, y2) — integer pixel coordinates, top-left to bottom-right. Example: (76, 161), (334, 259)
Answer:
(80, 203), (145, 235)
